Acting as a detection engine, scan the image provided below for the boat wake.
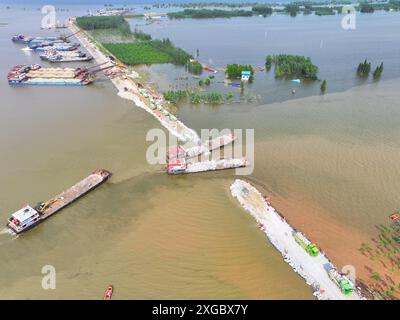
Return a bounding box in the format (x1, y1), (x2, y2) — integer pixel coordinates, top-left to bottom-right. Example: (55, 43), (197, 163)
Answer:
(0, 227), (18, 241)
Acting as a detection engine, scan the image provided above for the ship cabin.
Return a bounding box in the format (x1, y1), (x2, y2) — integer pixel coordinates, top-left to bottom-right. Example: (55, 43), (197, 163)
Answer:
(167, 158), (187, 175)
(168, 146), (186, 160)
(7, 205), (40, 233)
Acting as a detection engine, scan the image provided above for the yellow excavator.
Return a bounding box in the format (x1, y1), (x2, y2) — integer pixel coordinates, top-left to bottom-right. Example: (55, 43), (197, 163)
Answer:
(108, 56), (125, 69)
(35, 198), (58, 214)
(114, 61), (125, 69)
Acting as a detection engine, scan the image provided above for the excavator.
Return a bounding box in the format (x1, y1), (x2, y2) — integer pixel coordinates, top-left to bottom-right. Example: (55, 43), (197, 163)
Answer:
(60, 30), (81, 42)
(35, 198), (58, 214)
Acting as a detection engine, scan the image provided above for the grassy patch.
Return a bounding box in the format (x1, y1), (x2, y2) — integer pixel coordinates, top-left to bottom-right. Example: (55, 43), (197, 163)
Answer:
(103, 42), (172, 65)
(103, 38), (193, 66)
(87, 29), (136, 43)
(76, 15), (193, 66)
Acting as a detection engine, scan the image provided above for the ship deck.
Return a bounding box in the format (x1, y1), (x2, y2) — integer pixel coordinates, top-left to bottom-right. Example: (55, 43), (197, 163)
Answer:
(40, 172), (108, 219)
(28, 68), (76, 78)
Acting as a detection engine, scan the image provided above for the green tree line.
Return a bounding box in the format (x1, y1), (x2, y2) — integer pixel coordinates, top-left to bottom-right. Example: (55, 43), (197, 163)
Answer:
(266, 54), (319, 80)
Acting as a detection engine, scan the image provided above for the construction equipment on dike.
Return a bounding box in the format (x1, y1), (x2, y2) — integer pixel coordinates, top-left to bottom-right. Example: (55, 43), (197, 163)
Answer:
(6, 169), (111, 234)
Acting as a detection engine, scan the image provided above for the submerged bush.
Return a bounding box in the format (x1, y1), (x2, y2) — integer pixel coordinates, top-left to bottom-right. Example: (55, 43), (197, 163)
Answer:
(267, 54), (319, 80)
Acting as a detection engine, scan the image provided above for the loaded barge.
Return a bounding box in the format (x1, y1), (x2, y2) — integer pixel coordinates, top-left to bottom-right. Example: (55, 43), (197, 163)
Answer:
(7, 64), (93, 86)
(40, 50), (93, 62)
(7, 169), (110, 234)
(12, 34), (62, 43)
(28, 43), (79, 52)
(166, 134), (248, 174)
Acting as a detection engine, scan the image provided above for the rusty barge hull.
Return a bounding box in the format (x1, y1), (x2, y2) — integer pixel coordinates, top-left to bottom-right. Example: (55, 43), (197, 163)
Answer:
(7, 169), (110, 234)
(39, 170), (110, 220)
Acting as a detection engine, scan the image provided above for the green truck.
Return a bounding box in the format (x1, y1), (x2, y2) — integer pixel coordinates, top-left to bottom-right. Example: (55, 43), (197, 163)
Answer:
(293, 231), (319, 257)
(324, 263), (354, 295)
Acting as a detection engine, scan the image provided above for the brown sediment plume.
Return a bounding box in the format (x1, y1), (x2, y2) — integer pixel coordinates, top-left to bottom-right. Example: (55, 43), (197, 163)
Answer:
(246, 178), (399, 299)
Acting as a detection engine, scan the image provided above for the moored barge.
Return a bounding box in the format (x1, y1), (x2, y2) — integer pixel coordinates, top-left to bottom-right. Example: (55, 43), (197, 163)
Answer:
(7, 169), (110, 234)
(7, 64), (93, 86)
(40, 50), (92, 62)
(12, 34), (62, 43)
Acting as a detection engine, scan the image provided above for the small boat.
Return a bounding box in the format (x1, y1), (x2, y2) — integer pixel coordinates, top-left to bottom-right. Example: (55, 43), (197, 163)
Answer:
(103, 285), (113, 300)
(291, 79), (301, 84)
(227, 82), (241, 87)
(202, 65), (218, 74)
(390, 212), (400, 220)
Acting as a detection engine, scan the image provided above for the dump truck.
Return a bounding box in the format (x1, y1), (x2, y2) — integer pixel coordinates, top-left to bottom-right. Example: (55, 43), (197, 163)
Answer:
(293, 231), (319, 257)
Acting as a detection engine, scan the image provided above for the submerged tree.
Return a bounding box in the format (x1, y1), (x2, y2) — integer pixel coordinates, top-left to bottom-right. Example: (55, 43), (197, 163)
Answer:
(265, 55), (273, 70)
(320, 79), (327, 93)
(373, 62), (384, 80)
(187, 60), (203, 75)
(225, 64), (254, 81)
(359, 3), (375, 13)
(357, 59), (371, 77)
(269, 54), (319, 80)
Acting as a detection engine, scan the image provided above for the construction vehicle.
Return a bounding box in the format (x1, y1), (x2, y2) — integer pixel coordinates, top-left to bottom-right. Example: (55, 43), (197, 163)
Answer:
(324, 263), (354, 295)
(35, 198), (59, 214)
(293, 231), (319, 257)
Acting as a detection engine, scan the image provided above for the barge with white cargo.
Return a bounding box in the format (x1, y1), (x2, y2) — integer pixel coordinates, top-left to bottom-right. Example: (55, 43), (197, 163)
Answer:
(40, 50), (93, 62)
(6, 169), (110, 234)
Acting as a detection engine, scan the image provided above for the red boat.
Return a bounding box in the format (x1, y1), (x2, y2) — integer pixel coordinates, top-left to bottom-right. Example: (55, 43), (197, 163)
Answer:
(390, 213), (400, 220)
(201, 64), (217, 74)
(103, 285), (113, 300)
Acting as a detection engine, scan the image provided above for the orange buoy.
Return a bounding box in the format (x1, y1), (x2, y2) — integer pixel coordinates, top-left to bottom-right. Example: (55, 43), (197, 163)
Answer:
(103, 285), (113, 300)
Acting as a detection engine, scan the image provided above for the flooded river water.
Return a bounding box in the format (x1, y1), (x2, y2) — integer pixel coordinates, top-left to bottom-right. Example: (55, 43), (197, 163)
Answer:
(0, 4), (399, 299)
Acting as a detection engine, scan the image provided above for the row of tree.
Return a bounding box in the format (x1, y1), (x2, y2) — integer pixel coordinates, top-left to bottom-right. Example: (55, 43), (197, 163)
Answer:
(163, 90), (228, 104)
(225, 64), (254, 82)
(187, 60), (203, 75)
(357, 59), (384, 79)
(76, 16), (130, 35)
(357, 59), (371, 76)
(167, 9), (253, 19)
(266, 54), (319, 80)
(251, 5), (273, 15)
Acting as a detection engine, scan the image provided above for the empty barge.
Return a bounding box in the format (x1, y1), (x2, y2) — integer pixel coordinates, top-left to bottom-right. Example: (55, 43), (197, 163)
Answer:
(7, 169), (110, 234)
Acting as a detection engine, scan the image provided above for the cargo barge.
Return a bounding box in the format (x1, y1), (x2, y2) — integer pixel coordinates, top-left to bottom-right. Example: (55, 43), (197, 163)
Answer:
(40, 50), (93, 62)
(166, 133), (246, 174)
(184, 133), (237, 159)
(28, 43), (79, 52)
(167, 157), (248, 175)
(7, 64), (94, 86)
(6, 169), (110, 234)
(12, 34), (62, 43)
